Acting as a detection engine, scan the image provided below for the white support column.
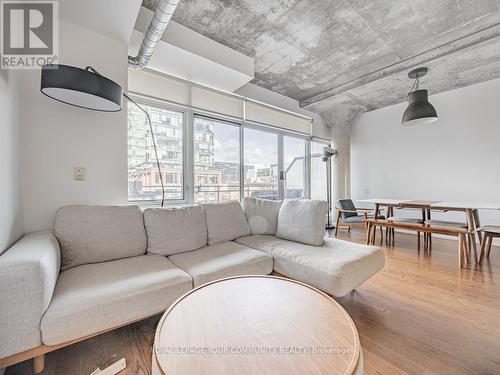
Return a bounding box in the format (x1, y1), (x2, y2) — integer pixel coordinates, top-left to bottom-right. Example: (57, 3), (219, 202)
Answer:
(320, 107), (361, 202)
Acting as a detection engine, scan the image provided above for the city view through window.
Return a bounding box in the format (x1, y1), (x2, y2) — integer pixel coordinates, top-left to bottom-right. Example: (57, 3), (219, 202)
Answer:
(128, 102), (184, 201)
(194, 116), (241, 203)
(243, 128), (278, 200)
(128, 100), (329, 203)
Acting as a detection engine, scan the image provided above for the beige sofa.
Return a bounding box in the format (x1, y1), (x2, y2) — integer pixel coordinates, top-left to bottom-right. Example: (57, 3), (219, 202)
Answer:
(0, 198), (384, 373)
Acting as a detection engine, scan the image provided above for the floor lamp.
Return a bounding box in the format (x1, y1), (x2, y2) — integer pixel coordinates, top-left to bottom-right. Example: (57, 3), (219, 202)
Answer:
(322, 146), (336, 229)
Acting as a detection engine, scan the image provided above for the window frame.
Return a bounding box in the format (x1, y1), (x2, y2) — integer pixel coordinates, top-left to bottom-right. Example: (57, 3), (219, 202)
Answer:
(242, 121), (317, 201)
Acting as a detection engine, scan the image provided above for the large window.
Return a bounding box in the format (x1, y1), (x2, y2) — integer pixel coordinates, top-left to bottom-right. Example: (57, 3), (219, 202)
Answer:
(243, 128), (279, 200)
(127, 98), (330, 204)
(194, 116), (240, 203)
(128, 100), (184, 201)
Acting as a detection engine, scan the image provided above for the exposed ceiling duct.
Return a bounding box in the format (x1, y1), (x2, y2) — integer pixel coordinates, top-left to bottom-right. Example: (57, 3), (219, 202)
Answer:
(128, 0), (180, 69)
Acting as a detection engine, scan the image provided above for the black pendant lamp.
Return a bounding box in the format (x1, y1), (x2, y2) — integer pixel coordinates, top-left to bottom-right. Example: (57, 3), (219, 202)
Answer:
(401, 67), (438, 126)
(40, 64), (123, 112)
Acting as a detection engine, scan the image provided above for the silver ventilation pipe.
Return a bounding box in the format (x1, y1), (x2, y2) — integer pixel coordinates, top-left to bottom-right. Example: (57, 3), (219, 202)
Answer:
(128, 0), (180, 69)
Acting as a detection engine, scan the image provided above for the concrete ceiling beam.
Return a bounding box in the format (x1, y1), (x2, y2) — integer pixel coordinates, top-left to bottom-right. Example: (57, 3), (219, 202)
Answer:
(300, 22), (500, 110)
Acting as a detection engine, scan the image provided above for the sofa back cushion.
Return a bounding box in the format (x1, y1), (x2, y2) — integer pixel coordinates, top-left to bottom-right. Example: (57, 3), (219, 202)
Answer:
(276, 199), (327, 246)
(144, 206), (207, 256)
(55, 205), (147, 270)
(241, 197), (282, 235)
(203, 201), (251, 245)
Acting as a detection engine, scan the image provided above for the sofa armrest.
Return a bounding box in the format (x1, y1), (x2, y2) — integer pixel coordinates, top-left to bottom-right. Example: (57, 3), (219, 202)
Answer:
(0, 231), (61, 358)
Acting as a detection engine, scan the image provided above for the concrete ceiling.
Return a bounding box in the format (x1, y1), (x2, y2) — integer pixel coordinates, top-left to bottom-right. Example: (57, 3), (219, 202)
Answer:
(60, 0), (141, 43)
(142, 0), (500, 113)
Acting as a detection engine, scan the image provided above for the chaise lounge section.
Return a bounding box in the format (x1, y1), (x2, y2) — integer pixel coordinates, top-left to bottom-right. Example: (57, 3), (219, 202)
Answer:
(236, 235), (385, 297)
(0, 198), (384, 373)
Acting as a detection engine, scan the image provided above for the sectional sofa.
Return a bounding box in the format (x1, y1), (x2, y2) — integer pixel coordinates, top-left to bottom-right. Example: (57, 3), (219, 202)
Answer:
(0, 198), (384, 373)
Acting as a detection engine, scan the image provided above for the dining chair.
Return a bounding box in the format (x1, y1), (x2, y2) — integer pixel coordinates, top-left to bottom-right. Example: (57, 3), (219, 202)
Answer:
(335, 199), (385, 242)
(478, 225), (500, 263)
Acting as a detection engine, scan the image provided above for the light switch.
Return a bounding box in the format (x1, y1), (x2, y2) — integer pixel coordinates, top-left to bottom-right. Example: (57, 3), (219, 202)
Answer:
(73, 167), (86, 181)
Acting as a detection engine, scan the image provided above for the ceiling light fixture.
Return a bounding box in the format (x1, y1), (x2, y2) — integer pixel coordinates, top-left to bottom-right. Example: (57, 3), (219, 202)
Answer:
(401, 67), (438, 126)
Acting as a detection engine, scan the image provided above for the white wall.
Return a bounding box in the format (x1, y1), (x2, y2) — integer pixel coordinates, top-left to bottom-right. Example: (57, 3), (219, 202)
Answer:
(351, 77), (500, 227)
(20, 21), (129, 232)
(0, 70), (23, 253)
(236, 83), (331, 140)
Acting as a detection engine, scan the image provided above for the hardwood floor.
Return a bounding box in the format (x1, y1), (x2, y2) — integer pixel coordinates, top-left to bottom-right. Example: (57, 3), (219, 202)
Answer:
(6, 230), (500, 375)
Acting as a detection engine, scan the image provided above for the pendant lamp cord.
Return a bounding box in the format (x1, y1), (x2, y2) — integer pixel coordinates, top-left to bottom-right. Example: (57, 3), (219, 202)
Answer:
(85, 66), (166, 207)
(407, 76), (420, 99)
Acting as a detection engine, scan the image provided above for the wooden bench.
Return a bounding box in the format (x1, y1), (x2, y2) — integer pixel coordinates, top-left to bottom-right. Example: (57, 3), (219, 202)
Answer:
(366, 219), (474, 268)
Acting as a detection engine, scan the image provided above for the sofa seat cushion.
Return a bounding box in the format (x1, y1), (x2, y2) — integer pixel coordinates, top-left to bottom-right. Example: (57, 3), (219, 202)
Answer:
(55, 205), (147, 270)
(203, 201), (251, 245)
(168, 242), (273, 288)
(144, 206), (207, 256)
(40, 255), (192, 345)
(235, 235), (384, 297)
(342, 215), (366, 224)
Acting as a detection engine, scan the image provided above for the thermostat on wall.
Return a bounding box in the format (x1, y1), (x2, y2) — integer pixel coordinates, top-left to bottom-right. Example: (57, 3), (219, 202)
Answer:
(73, 167), (86, 181)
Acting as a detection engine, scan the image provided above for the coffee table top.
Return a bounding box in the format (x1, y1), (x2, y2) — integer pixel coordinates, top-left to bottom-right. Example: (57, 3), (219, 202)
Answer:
(153, 275), (361, 375)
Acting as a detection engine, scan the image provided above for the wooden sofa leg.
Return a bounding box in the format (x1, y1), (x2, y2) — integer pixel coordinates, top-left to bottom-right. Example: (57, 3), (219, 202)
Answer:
(34, 354), (45, 374)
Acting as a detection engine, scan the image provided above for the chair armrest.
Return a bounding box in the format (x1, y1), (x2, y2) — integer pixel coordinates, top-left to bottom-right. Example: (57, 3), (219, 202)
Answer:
(0, 231), (60, 358)
(355, 209), (374, 213)
(337, 209), (359, 214)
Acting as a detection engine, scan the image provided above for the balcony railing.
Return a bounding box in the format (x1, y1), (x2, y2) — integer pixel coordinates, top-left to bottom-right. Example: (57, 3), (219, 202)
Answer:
(129, 181), (306, 202)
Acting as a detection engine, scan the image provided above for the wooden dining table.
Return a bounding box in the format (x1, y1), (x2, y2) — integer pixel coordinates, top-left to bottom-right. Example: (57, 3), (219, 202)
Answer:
(357, 199), (500, 266)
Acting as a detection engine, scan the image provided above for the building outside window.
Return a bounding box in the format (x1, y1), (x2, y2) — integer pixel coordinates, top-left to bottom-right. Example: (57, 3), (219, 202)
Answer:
(243, 127), (279, 200)
(194, 116), (240, 203)
(128, 101), (184, 201)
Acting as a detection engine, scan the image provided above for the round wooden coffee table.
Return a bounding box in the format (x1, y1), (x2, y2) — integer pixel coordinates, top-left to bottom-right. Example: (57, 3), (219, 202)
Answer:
(153, 276), (362, 375)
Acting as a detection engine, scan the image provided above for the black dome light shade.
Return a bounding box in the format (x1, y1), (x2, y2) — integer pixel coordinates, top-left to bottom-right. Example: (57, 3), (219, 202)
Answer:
(401, 67), (438, 126)
(40, 64), (123, 112)
(401, 89), (438, 126)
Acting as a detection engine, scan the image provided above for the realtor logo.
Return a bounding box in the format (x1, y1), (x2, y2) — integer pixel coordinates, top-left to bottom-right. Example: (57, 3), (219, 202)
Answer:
(1, 0), (58, 69)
